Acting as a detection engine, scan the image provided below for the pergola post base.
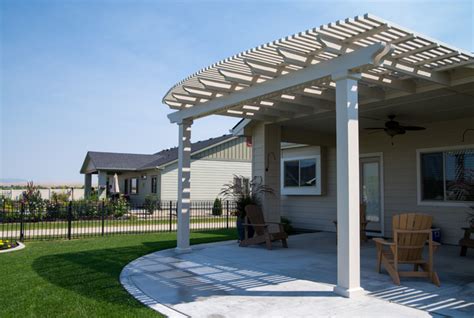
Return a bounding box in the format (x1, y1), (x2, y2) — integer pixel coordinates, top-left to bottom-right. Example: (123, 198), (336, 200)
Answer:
(175, 247), (192, 254)
(333, 286), (365, 298)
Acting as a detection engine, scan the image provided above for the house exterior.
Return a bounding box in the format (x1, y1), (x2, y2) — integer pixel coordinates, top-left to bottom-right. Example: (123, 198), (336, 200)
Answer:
(239, 118), (473, 246)
(160, 14), (474, 298)
(80, 135), (252, 204)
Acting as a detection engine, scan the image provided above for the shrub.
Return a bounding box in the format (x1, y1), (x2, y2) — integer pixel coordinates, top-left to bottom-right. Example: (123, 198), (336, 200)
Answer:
(51, 191), (70, 203)
(21, 181), (45, 216)
(108, 197), (129, 218)
(212, 198), (223, 216)
(144, 195), (160, 214)
(74, 199), (100, 219)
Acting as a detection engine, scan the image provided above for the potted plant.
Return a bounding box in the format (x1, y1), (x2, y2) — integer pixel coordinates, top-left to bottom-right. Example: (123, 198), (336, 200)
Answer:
(220, 175), (273, 241)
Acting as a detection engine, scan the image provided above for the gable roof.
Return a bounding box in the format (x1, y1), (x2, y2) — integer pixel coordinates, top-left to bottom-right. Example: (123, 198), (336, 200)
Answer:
(80, 134), (235, 174)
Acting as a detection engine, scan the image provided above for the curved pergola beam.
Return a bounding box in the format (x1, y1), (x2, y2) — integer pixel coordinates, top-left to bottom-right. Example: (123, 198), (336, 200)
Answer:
(168, 42), (392, 123)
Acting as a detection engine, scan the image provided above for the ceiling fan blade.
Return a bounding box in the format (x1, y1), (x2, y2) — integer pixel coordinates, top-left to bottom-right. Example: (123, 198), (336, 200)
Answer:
(364, 127), (385, 130)
(368, 130), (385, 135)
(402, 126), (426, 131)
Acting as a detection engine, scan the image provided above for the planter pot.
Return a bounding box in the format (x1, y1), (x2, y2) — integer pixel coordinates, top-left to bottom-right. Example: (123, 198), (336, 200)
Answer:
(236, 218), (254, 241)
(431, 227), (441, 243)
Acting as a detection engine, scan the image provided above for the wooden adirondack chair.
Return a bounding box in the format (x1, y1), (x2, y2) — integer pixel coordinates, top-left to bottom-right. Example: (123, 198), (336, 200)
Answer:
(333, 203), (370, 242)
(240, 205), (288, 250)
(374, 213), (441, 286)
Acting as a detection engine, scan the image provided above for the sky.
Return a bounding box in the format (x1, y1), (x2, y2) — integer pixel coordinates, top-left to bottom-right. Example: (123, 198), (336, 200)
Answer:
(1, 0), (473, 184)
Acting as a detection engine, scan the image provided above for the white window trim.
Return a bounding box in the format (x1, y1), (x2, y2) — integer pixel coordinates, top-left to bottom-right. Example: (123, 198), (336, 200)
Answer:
(416, 144), (474, 207)
(281, 155), (321, 195)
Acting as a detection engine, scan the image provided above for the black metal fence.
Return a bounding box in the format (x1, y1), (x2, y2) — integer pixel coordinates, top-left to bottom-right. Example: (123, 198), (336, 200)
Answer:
(0, 200), (237, 241)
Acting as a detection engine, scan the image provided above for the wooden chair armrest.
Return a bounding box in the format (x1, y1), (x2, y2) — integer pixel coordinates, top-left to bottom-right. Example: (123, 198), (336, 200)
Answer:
(373, 238), (394, 246)
(427, 240), (441, 246)
(395, 229), (432, 234)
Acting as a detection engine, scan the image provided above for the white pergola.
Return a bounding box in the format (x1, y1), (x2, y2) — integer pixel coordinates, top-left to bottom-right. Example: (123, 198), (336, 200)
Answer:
(162, 14), (474, 298)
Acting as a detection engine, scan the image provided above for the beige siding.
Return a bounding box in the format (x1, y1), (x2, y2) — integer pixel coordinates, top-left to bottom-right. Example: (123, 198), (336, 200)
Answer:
(160, 160), (252, 201)
(273, 117), (474, 245)
(281, 147), (337, 232)
(116, 170), (160, 205)
(193, 136), (252, 161)
(251, 123), (282, 223)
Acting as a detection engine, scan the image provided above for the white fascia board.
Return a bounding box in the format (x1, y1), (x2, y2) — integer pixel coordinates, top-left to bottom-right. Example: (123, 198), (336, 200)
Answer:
(167, 43), (392, 123)
(231, 119), (252, 136)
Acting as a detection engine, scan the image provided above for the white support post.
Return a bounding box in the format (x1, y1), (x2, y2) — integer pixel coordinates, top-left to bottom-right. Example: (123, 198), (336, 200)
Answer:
(176, 119), (193, 252)
(97, 171), (107, 200)
(84, 174), (92, 199)
(332, 71), (363, 298)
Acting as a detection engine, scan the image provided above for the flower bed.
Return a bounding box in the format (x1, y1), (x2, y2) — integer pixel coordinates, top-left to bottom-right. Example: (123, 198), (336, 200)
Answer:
(0, 239), (19, 251)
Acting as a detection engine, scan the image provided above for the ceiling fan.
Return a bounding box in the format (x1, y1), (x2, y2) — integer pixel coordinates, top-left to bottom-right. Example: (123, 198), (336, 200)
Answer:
(365, 115), (426, 145)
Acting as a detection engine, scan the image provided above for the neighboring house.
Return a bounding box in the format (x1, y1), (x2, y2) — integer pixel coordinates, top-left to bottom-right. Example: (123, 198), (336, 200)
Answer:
(80, 135), (252, 204)
(160, 14), (474, 297)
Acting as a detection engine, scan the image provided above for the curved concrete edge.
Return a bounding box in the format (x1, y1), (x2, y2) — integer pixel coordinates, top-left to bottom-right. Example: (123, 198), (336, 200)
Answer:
(120, 270), (188, 318)
(0, 241), (25, 254)
(120, 239), (236, 318)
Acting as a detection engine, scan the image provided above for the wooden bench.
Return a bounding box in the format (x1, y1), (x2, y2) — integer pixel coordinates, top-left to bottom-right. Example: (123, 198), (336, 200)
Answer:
(459, 227), (474, 256)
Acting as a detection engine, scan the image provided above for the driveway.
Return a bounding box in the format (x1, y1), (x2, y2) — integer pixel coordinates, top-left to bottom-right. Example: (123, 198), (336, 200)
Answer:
(121, 232), (474, 317)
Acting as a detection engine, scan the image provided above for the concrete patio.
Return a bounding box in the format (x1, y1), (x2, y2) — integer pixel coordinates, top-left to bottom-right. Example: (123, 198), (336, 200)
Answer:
(121, 232), (474, 318)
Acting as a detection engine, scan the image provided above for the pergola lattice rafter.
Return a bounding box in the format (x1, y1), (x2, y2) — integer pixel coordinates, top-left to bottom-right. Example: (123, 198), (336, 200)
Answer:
(162, 14), (473, 121)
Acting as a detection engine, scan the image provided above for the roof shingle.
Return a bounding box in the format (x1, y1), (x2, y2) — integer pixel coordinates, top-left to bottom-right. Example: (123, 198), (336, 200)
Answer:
(81, 134), (234, 173)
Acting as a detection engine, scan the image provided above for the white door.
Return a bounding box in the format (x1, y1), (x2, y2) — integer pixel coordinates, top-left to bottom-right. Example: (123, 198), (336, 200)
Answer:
(360, 155), (384, 235)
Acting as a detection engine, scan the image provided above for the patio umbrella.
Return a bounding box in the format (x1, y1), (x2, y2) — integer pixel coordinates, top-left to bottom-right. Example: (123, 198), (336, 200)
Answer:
(111, 173), (120, 194)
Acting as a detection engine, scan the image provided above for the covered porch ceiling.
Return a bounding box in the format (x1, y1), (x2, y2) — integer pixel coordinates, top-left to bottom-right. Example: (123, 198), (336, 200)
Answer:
(279, 81), (474, 135)
(162, 14), (474, 124)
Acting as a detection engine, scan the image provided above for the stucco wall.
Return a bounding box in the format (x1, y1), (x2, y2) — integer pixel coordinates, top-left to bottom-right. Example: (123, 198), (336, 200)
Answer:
(252, 117), (474, 245)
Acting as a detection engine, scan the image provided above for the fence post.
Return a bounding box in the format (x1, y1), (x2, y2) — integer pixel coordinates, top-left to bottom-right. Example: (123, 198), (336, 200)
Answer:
(67, 201), (72, 240)
(20, 202), (25, 242)
(101, 201), (105, 236)
(169, 201), (173, 232)
(226, 200), (229, 229)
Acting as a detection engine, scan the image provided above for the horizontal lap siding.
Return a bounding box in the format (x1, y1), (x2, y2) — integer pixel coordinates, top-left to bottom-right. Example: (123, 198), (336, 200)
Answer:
(161, 160), (251, 201)
(277, 117), (473, 244)
(282, 147), (338, 232)
(362, 117), (474, 245)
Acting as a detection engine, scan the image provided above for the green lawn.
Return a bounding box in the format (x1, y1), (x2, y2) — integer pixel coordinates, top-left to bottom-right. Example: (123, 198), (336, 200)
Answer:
(0, 229), (237, 317)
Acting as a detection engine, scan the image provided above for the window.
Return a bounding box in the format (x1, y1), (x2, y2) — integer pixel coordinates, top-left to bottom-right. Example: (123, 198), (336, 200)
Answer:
(419, 147), (474, 203)
(284, 159), (316, 187)
(151, 176), (157, 194)
(281, 156), (321, 195)
(124, 179), (129, 194)
(130, 178), (139, 195)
